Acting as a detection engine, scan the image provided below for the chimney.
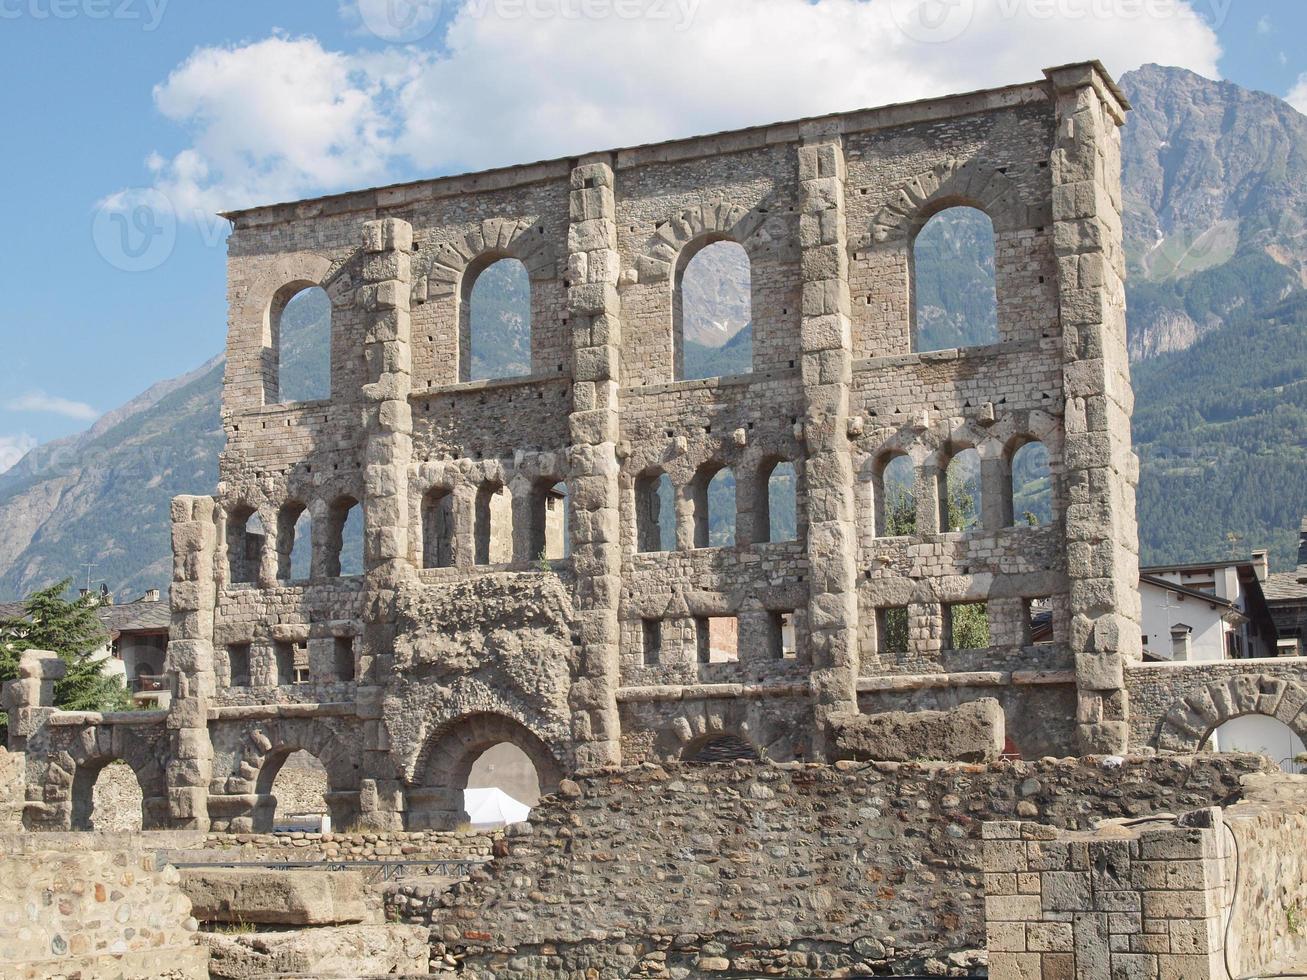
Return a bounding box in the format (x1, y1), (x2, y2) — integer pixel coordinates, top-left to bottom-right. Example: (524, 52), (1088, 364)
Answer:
(144, 588), (160, 602)
(1297, 517), (1307, 584)
(1170, 623), (1193, 662)
(1251, 549), (1269, 583)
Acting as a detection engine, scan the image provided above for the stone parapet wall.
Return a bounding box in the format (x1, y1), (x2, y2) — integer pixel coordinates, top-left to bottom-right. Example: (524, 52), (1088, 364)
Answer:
(189, 828), (496, 863)
(426, 755), (1267, 978)
(0, 831), (208, 979)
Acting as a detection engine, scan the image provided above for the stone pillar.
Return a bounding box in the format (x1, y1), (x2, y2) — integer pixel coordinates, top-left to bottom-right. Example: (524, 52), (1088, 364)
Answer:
(797, 135), (860, 756)
(359, 217), (415, 830)
(2, 649), (64, 753)
(165, 494), (219, 829)
(1045, 64), (1138, 756)
(565, 157), (624, 769)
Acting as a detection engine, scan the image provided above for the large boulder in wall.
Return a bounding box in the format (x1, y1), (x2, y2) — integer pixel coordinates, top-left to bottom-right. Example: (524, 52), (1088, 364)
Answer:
(829, 699), (1005, 763)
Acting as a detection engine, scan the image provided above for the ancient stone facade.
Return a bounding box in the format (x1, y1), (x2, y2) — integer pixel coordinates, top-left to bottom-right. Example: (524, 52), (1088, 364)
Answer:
(10, 61), (1208, 833)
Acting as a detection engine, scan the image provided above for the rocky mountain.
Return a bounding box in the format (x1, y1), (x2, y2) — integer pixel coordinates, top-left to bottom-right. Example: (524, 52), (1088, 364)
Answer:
(2, 63), (1307, 599)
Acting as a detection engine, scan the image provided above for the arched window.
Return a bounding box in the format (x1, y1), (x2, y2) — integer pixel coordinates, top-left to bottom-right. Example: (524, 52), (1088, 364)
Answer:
(912, 207), (998, 353)
(693, 464), (735, 548)
(940, 448), (981, 532)
(876, 453), (917, 537)
(675, 240), (752, 381)
(421, 488), (455, 569)
(228, 506), (264, 585)
(529, 480), (569, 563)
(465, 742), (541, 827)
(324, 496), (363, 577)
(1011, 440), (1053, 527)
(758, 459), (797, 544)
(464, 257), (531, 382)
(268, 284), (331, 404)
(276, 502), (311, 582)
(474, 482), (513, 565)
(636, 472), (675, 553)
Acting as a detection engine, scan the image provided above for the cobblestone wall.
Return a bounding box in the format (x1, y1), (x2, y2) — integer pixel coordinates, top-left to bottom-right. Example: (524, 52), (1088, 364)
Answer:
(0, 831), (208, 979)
(425, 755), (1267, 978)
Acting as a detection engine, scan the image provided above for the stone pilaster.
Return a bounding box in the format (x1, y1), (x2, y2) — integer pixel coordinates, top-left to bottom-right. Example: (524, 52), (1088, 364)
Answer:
(359, 217), (415, 829)
(1045, 64), (1138, 755)
(165, 493), (218, 829)
(2, 649), (64, 753)
(565, 158), (623, 769)
(797, 136), (860, 755)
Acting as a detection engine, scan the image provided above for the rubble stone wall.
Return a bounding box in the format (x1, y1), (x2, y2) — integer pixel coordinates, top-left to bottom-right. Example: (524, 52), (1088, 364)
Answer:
(424, 755), (1267, 978)
(0, 831), (208, 979)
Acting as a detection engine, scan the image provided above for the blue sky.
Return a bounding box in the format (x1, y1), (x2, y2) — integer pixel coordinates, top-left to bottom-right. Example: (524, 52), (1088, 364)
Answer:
(1, 0), (1304, 469)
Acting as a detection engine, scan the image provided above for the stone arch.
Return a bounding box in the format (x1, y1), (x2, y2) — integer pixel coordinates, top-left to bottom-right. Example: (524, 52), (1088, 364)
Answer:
(414, 217), (557, 306)
(57, 726), (169, 831)
(869, 158), (1028, 244)
(407, 712), (563, 830)
(653, 700), (799, 763)
(224, 718), (362, 831)
(1155, 673), (1307, 753)
(635, 201), (769, 284)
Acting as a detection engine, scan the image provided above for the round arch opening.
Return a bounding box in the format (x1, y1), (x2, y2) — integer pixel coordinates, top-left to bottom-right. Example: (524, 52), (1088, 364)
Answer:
(1203, 714), (1307, 773)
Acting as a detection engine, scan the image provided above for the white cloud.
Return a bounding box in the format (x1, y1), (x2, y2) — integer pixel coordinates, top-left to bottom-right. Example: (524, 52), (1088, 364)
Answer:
(0, 434), (37, 475)
(6, 392), (100, 422)
(1289, 74), (1307, 115)
(123, 0), (1223, 214)
(1257, 15), (1272, 35)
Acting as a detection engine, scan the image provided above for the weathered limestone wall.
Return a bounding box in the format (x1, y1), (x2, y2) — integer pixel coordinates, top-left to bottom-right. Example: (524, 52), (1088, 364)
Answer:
(0, 747), (24, 830)
(426, 755), (1266, 978)
(0, 831), (208, 979)
(984, 774), (1307, 980)
(172, 827), (495, 863)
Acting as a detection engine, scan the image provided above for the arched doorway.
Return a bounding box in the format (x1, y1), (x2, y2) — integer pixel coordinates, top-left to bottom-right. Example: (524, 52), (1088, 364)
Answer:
(408, 713), (561, 830)
(71, 759), (147, 831)
(1204, 715), (1307, 773)
(264, 749), (332, 830)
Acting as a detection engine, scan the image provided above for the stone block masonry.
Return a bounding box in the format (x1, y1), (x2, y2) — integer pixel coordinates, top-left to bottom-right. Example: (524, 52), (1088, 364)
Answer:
(14, 60), (1271, 838)
(421, 755), (1267, 978)
(984, 773), (1307, 980)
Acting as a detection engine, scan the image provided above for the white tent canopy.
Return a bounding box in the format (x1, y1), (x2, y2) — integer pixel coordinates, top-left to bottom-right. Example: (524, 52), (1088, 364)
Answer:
(463, 787), (531, 828)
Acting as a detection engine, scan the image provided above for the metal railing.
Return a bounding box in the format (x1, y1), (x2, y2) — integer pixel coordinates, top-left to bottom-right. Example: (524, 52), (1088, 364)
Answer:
(167, 857), (489, 883)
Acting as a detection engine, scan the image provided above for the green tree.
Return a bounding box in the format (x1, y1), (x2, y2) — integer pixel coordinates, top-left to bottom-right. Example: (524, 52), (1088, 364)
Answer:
(0, 579), (132, 738)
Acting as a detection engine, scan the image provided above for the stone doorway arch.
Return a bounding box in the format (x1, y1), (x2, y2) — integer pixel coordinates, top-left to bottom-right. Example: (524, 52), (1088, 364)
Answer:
(1154, 673), (1307, 753)
(219, 718), (362, 832)
(407, 712), (562, 830)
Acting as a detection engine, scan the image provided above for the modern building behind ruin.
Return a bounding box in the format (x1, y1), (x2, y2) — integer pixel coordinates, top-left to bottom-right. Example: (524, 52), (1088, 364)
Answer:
(10, 61), (1307, 834)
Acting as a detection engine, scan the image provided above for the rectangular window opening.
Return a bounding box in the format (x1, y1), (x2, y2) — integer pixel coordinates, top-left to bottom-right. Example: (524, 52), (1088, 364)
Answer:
(876, 607), (910, 654)
(1026, 597), (1055, 645)
(227, 644), (250, 687)
(274, 642), (296, 686)
(641, 619), (662, 666)
(945, 602), (990, 651)
(696, 615), (739, 664)
(771, 611), (796, 660)
(334, 636), (356, 682)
